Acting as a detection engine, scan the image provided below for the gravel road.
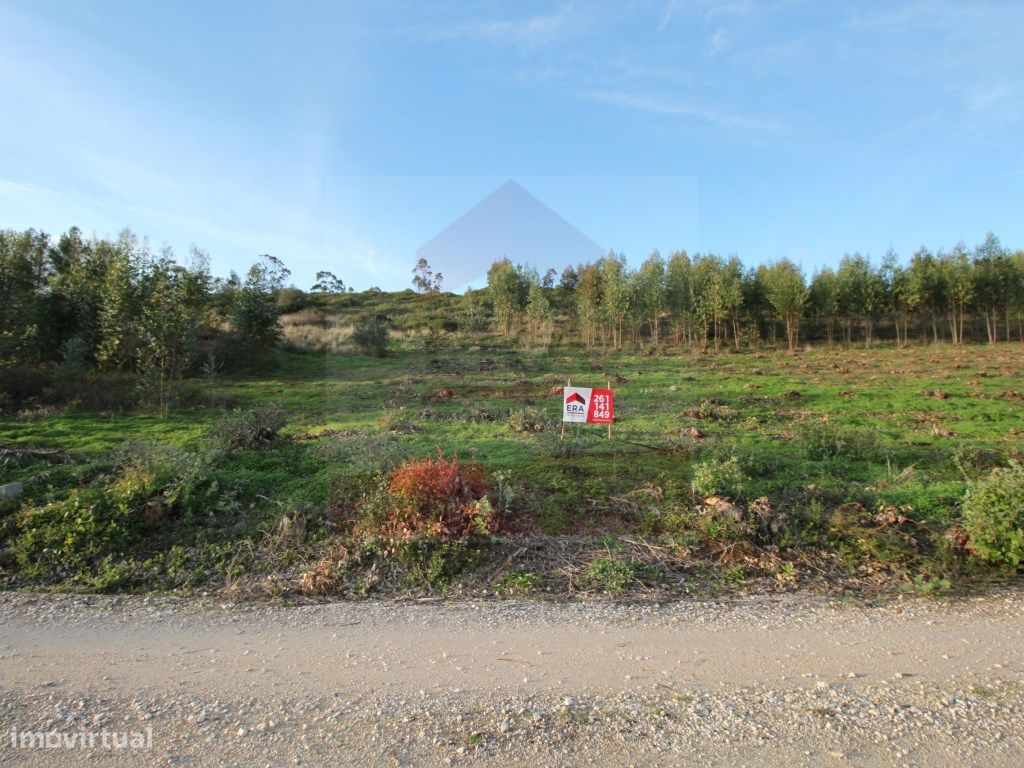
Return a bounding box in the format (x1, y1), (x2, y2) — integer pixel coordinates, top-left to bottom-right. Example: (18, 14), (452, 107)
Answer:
(0, 590), (1022, 767)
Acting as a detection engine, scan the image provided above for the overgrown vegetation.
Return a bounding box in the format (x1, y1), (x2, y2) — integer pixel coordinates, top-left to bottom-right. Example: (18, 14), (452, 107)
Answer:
(1, 227), (288, 414)
(3, 341), (1022, 600)
(3, 223), (1024, 601)
(351, 317), (390, 357)
(962, 462), (1024, 567)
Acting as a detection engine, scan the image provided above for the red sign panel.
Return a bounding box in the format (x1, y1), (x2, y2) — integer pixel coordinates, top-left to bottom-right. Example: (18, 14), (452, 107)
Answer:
(586, 388), (614, 423)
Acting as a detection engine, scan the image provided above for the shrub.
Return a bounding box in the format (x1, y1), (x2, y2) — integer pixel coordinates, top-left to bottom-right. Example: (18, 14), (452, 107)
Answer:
(398, 538), (483, 591)
(585, 556), (635, 592)
(210, 404), (287, 449)
(352, 317), (390, 357)
(496, 570), (541, 595)
(12, 459), (166, 580)
(386, 456), (494, 537)
(962, 462), (1024, 567)
(316, 432), (406, 475)
(298, 555), (343, 595)
(904, 573), (952, 596)
(797, 421), (879, 461)
(277, 287), (311, 314)
(0, 364), (52, 411)
(49, 369), (139, 412)
(507, 407), (544, 433)
(691, 456), (745, 498)
(376, 406), (411, 433)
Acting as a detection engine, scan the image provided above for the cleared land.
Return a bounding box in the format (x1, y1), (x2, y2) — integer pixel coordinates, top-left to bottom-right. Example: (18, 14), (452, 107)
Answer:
(1, 342), (1023, 597)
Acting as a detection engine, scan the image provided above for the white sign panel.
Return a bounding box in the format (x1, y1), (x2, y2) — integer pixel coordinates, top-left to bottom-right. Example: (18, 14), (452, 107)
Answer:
(563, 386), (591, 423)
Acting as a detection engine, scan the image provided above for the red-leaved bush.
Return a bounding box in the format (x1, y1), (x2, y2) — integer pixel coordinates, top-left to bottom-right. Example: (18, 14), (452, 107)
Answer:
(386, 456), (494, 538)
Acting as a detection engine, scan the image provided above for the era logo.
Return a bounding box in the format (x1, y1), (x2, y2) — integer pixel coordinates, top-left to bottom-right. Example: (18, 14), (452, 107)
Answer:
(565, 391), (586, 414)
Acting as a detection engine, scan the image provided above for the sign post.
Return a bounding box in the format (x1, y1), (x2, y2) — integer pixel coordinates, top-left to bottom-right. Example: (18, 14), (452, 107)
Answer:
(561, 382), (615, 438)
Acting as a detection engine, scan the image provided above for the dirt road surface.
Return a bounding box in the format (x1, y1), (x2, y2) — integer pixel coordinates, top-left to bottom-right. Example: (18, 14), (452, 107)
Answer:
(1, 590), (1022, 767)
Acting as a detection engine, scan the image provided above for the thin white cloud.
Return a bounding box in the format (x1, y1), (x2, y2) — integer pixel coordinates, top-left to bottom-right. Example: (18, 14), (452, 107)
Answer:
(658, 0), (681, 32)
(423, 6), (584, 49)
(966, 83), (1013, 112)
(582, 89), (781, 131)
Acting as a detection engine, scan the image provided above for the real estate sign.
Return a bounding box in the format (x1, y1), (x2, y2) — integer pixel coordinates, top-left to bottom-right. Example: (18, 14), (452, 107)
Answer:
(562, 386), (615, 424)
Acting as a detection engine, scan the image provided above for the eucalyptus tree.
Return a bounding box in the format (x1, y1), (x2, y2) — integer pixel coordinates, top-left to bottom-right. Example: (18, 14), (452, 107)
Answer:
(523, 267), (553, 343)
(665, 250), (694, 346)
(973, 232), (1011, 343)
(600, 251), (629, 349)
(940, 243), (973, 344)
(311, 271), (346, 293)
(691, 254), (728, 351)
(808, 267), (840, 347)
(885, 251), (912, 347)
(137, 257), (202, 414)
(836, 253), (886, 348)
(1007, 250), (1024, 342)
(723, 256), (745, 350)
(486, 259), (522, 339)
(95, 232), (146, 370)
(574, 262), (602, 348)
(761, 259), (807, 352)
(636, 251), (667, 349)
(0, 229), (45, 364)
(907, 247), (945, 343)
(229, 253), (289, 360)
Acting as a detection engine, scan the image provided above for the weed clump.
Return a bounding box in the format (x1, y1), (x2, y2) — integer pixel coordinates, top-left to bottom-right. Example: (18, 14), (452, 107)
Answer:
(691, 456), (745, 499)
(962, 462), (1024, 567)
(507, 407), (545, 433)
(797, 421), (879, 461)
(376, 406), (412, 433)
(586, 556), (636, 592)
(211, 404), (286, 449)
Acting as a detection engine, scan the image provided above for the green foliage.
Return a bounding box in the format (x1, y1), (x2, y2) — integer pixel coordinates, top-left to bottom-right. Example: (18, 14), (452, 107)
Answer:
(720, 565), (748, 586)
(277, 287), (311, 314)
(487, 259), (523, 337)
(210, 405), (287, 449)
(0, 364), (52, 410)
(496, 570), (542, 595)
(376, 406), (409, 432)
(316, 431), (406, 475)
(507, 407), (545, 433)
(691, 456), (745, 498)
(398, 537), (482, 591)
(797, 422), (880, 461)
(11, 453), (169, 581)
(903, 573), (952, 596)
(5, 331), (1024, 597)
(230, 255), (287, 360)
(585, 556), (636, 592)
(351, 317), (390, 357)
(760, 258), (807, 350)
(962, 462), (1024, 567)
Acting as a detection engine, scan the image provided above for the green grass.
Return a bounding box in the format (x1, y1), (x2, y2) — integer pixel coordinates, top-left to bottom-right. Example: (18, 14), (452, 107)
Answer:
(2, 341), (1023, 596)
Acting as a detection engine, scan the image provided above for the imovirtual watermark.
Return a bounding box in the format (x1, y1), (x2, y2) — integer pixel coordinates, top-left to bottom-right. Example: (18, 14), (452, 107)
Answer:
(9, 726), (153, 750)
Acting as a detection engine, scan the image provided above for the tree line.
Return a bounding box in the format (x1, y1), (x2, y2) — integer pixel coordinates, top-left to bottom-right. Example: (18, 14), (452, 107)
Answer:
(484, 232), (1024, 350)
(1, 227), (287, 412)
(3, 223), (1021, 413)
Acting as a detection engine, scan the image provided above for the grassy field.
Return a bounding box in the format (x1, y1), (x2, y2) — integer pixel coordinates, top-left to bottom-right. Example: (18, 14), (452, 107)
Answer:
(2, 342), (1022, 598)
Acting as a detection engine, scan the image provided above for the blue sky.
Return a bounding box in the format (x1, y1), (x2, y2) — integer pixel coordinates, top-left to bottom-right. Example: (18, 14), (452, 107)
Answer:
(1, 1), (1022, 290)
